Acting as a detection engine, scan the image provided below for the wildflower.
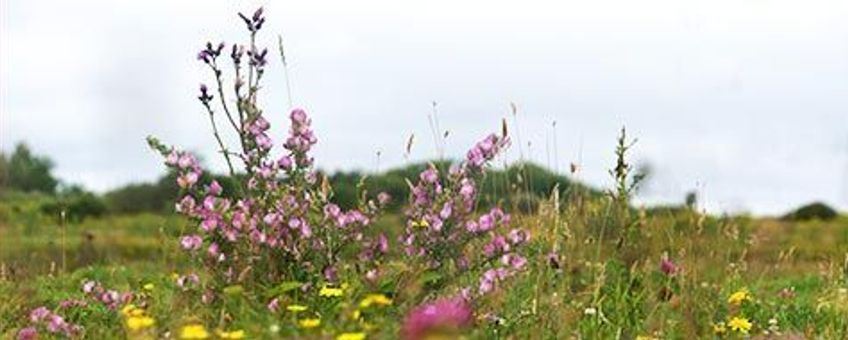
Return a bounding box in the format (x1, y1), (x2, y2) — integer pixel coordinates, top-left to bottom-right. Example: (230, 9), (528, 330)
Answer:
(217, 329), (245, 339)
(359, 294), (393, 308)
(286, 305), (308, 312)
(635, 336), (656, 340)
(180, 235), (203, 251)
(126, 316), (155, 331)
(660, 256), (678, 276)
(583, 307), (597, 316)
(713, 322), (727, 334)
(299, 318), (321, 329)
(337, 332), (367, 340)
(121, 304), (138, 317)
(180, 324), (210, 339)
(728, 289), (752, 305)
(320, 286), (344, 297)
(401, 297), (473, 340)
(143, 283), (155, 291)
(728, 316), (752, 334)
(16, 327), (38, 340)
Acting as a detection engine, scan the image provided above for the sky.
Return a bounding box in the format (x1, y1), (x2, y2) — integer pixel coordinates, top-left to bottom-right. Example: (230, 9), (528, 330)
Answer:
(2, 0), (848, 215)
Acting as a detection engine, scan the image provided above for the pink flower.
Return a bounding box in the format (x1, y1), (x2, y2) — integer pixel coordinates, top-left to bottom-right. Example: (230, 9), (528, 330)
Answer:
(177, 172), (199, 189)
(16, 327), (37, 340)
(267, 297), (280, 312)
(420, 167), (439, 184)
(29, 307), (50, 323)
(180, 235), (203, 251)
(402, 296), (474, 340)
(207, 180), (222, 196)
(660, 257), (678, 276)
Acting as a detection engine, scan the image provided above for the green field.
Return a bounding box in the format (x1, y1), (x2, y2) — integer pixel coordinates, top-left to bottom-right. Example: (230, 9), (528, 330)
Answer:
(2, 187), (848, 339)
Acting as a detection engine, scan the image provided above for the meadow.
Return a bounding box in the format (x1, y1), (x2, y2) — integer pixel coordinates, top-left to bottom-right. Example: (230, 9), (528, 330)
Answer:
(2, 7), (848, 340)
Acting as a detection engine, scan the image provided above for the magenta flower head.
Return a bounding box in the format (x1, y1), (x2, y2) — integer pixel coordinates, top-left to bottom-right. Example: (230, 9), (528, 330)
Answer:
(401, 296), (474, 340)
(16, 327), (38, 340)
(660, 256), (678, 276)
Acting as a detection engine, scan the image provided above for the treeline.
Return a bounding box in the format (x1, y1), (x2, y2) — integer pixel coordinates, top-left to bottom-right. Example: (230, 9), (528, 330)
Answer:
(0, 143), (599, 221)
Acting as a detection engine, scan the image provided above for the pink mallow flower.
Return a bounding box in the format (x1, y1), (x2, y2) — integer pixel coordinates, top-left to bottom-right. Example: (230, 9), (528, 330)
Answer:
(402, 296), (474, 340)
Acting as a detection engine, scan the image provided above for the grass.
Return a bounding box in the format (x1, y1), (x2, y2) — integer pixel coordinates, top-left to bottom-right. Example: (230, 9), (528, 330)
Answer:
(2, 191), (847, 339)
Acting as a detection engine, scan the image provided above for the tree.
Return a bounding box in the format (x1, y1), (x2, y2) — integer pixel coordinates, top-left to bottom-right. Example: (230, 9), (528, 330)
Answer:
(5, 143), (58, 194)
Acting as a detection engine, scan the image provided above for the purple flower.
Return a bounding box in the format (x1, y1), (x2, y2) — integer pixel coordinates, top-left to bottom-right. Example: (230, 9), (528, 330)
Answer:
(420, 167), (439, 184)
(177, 172), (199, 189)
(207, 181), (222, 196)
(660, 257), (678, 276)
(16, 327), (37, 340)
(29, 307), (51, 323)
(402, 296), (474, 340)
(267, 297), (280, 312)
(180, 235), (203, 251)
(47, 314), (67, 333)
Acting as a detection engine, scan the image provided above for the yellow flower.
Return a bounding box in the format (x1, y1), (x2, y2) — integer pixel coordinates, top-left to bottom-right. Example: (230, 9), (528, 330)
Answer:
(121, 304), (138, 317)
(299, 318), (321, 329)
(359, 294), (392, 308)
(635, 336), (655, 340)
(728, 289), (752, 305)
(351, 309), (361, 320)
(180, 324), (210, 339)
(216, 329), (245, 339)
(337, 332), (367, 340)
(143, 283), (155, 291)
(126, 316), (155, 331)
(713, 322), (727, 334)
(413, 219), (430, 228)
(320, 286), (344, 297)
(728, 317), (752, 334)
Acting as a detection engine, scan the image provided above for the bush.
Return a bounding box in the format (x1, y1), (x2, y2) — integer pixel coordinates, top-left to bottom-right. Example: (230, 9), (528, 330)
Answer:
(782, 201), (838, 221)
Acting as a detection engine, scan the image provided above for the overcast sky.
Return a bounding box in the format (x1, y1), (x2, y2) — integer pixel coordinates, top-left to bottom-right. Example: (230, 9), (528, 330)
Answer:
(2, 0), (848, 215)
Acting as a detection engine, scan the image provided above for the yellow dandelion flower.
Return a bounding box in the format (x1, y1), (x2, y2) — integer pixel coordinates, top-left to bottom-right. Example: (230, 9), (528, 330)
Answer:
(286, 305), (308, 312)
(126, 316), (155, 331)
(299, 318), (321, 329)
(143, 283), (155, 291)
(412, 219), (430, 228)
(121, 304), (138, 317)
(180, 324), (210, 339)
(129, 308), (146, 317)
(216, 329), (245, 339)
(359, 294), (392, 308)
(728, 317), (752, 334)
(337, 332), (367, 340)
(319, 286), (344, 297)
(728, 289), (752, 305)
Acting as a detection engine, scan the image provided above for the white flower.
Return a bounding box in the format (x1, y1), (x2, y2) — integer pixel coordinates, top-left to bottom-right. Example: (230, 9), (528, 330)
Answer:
(584, 307), (597, 316)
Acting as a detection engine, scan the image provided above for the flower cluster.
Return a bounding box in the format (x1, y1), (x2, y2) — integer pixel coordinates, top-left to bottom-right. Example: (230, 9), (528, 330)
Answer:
(402, 133), (527, 296)
(151, 9), (390, 292)
(17, 306), (82, 339)
(82, 280), (133, 310)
